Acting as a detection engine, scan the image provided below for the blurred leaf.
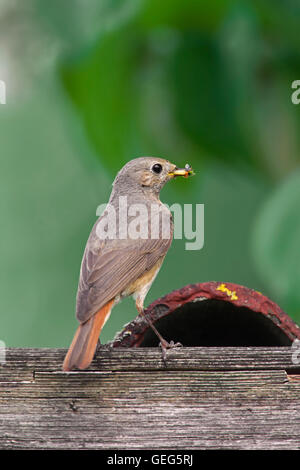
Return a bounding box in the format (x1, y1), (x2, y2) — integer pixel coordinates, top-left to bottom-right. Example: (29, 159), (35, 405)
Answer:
(138, 0), (239, 30)
(251, 169), (300, 322)
(60, 1), (300, 179)
(61, 30), (144, 173)
(169, 33), (250, 164)
(34, 0), (142, 54)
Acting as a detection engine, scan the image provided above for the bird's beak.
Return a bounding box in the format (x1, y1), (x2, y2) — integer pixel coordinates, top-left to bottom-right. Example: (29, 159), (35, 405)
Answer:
(168, 164), (195, 178)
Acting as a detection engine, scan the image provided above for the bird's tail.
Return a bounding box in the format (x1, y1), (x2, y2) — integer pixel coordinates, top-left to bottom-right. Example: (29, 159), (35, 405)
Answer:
(62, 299), (114, 371)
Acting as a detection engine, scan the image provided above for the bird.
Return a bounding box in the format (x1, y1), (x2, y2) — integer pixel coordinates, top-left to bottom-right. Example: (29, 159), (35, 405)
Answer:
(63, 157), (194, 371)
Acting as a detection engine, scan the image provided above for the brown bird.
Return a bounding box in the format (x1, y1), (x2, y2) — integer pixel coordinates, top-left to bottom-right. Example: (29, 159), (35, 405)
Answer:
(63, 157), (194, 371)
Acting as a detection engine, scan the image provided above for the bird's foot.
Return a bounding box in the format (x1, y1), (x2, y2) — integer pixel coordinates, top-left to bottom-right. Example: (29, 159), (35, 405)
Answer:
(159, 339), (183, 365)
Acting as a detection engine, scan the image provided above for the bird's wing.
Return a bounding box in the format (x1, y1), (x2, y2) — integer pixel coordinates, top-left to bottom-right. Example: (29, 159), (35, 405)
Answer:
(76, 228), (172, 324)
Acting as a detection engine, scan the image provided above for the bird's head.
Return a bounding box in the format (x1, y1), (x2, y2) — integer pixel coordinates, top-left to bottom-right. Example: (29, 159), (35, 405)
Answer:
(112, 157), (194, 198)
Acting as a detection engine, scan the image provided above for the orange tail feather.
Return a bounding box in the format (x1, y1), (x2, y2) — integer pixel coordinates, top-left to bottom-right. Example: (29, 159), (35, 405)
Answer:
(63, 299), (114, 371)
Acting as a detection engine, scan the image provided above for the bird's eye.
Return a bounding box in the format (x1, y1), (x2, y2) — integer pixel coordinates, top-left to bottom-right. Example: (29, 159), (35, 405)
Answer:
(151, 163), (163, 174)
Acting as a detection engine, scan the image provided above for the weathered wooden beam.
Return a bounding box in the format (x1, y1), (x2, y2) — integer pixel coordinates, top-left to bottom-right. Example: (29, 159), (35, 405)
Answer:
(0, 347), (300, 450)
(2, 346), (300, 373)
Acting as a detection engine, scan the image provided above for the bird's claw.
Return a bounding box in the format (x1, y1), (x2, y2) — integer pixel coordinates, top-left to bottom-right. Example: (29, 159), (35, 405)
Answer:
(159, 339), (182, 365)
(168, 340), (183, 348)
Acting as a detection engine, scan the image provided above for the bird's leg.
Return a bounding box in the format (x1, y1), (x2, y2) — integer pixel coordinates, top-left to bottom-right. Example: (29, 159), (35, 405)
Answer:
(136, 299), (182, 364)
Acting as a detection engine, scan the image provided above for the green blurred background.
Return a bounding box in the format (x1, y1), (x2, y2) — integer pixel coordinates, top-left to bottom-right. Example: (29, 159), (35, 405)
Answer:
(1, 0), (300, 348)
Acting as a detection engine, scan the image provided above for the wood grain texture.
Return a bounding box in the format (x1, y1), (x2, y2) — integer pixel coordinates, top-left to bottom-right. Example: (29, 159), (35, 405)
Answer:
(0, 347), (300, 449)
